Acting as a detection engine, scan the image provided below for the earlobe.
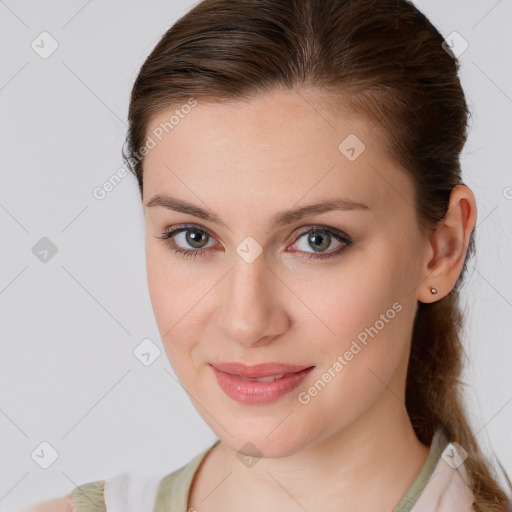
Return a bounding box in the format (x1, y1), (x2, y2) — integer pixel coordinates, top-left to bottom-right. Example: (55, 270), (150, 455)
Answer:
(418, 184), (477, 303)
(418, 284), (441, 304)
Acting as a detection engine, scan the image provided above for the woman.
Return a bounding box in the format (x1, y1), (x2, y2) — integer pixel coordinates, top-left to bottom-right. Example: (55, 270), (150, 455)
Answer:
(25, 0), (511, 510)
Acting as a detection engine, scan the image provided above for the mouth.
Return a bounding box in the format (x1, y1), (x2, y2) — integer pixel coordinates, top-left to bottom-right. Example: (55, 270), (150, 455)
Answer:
(210, 361), (313, 378)
(209, 362), (315, 404)
(236, 373), (294, 382)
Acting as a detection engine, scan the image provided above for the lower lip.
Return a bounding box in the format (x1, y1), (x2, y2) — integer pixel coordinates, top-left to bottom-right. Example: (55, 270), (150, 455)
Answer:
(211, 365), (314, 404)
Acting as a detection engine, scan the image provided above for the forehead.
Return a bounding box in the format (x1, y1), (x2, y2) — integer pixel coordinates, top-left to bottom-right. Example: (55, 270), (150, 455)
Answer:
(142, 90), (414, 221)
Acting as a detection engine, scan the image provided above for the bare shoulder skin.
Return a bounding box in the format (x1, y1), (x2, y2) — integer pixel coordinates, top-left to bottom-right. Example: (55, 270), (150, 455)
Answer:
(20, 494), (74, 512)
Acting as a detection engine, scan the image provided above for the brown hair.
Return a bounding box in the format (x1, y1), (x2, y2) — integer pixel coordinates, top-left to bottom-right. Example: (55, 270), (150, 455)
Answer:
(122, 0), (511, 509)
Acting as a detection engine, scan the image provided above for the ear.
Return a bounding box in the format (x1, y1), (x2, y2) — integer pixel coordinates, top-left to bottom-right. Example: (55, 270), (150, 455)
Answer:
(417, 184), (477, 304)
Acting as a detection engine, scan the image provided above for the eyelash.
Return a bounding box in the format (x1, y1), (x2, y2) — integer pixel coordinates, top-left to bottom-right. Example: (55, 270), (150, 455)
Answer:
(155, 224), (353, 261)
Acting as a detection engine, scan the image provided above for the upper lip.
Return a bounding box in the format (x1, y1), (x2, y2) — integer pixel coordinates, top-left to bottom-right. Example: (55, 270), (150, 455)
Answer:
(210, 362), (313, 378)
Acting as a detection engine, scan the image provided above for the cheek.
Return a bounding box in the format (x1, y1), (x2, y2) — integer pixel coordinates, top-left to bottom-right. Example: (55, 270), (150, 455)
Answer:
(146, 242), (174, 325)
(145, 242), (192, 345)
(293, 247), (413, 386)
(145, 240), (214, 367)
(291, 247), (405, 344)
(294, 293), (411, 437)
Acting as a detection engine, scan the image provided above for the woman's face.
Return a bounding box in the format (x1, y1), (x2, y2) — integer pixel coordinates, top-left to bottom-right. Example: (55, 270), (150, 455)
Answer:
(142, 90), (430, 457)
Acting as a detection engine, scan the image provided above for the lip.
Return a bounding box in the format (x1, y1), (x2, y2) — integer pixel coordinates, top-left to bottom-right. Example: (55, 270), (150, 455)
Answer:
(210, 362), (315, 404)
(211, 361), (312, 378)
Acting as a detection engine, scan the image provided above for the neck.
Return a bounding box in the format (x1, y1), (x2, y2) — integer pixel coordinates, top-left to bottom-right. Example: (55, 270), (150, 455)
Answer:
(191, 391), (431, 512)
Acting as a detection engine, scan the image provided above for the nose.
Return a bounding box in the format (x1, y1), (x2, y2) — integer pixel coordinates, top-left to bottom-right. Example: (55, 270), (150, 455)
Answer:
(216, 252), (289, 348)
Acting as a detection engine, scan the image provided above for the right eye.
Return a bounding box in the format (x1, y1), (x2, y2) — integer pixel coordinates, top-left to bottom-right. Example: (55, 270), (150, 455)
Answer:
(155, 225), (218, 259)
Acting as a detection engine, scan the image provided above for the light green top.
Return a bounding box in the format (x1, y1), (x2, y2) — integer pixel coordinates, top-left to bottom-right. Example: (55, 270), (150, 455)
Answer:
(70, 428), (449, 511)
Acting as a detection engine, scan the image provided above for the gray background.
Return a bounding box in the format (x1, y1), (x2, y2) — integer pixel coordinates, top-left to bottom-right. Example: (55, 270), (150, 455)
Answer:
(1, 0), (511, 509)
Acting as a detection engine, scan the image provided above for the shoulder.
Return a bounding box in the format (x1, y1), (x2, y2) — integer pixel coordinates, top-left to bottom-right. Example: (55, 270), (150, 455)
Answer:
(410, 436), (477, 512)
(22, 471), (165, 512)
(69, 479), (106, 511)
(20, 479), (105, 512)
(19, 494), (74, 512)
(23, 441), (218, 512)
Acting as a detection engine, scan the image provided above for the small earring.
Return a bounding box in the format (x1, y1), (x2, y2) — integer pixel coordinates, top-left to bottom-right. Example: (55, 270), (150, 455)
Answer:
(430, 287), (438, 295)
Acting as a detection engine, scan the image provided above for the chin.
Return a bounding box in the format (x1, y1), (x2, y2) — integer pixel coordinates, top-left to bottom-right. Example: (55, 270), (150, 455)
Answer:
(218, 419), (312, 459)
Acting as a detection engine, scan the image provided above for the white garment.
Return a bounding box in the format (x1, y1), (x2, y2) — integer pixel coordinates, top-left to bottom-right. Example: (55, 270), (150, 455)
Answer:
(103, 472), (162, 512)
(410, 441), (475, 511)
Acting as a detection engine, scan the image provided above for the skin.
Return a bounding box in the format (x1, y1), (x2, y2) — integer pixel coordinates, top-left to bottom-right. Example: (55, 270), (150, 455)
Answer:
(138, 89), (477, 512)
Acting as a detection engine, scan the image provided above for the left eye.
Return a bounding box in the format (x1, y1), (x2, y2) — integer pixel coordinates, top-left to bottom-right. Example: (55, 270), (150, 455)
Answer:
(156, 225), (352, 260)
(289, 228), (352, 260)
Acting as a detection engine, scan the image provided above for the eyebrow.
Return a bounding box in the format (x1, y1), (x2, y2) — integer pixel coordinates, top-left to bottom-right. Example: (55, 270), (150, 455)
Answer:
(144, 194), (370, 230)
